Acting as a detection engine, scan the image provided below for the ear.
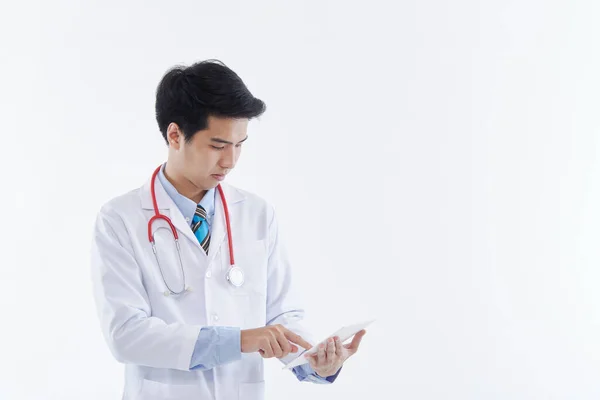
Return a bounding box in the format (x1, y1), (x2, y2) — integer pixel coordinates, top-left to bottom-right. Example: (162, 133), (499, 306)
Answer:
(166, 123), (183, 150)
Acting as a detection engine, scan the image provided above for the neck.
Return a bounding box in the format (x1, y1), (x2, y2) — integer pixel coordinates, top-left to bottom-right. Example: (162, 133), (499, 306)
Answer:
(163, 163), (207, 204)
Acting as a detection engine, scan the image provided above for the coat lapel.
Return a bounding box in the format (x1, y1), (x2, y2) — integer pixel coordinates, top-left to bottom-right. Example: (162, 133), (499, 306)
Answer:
(207, 182), (246, 265)
(139, 175), (202, 251)
(140, 177), (247, 258)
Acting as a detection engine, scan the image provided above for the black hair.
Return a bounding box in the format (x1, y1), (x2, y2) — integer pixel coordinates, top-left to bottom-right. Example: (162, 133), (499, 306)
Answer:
(155, 59), (266, 144)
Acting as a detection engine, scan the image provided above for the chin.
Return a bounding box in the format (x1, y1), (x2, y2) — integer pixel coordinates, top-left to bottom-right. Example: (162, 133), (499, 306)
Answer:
(202, 179), (219, 189)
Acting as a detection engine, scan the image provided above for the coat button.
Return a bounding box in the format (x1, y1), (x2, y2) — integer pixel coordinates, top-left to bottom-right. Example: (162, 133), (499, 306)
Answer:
(212, 313), (219, 321)
(206, 270), (212, 278)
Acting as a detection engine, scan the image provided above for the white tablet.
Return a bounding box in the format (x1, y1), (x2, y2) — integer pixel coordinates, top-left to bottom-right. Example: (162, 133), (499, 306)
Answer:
(282, 319), (375, 370)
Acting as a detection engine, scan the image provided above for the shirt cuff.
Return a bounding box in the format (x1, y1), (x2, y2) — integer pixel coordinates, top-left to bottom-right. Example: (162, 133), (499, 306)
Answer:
(190, 326), (241, 370)
(292, 362), (342, 384)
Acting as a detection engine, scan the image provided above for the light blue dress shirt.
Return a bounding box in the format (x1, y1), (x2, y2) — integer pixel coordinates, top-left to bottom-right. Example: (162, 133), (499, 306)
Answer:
(157, 164), (339, 383)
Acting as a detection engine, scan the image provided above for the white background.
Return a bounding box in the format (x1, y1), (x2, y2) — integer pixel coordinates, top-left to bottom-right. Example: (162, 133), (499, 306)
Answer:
(1, 0), (600, 399)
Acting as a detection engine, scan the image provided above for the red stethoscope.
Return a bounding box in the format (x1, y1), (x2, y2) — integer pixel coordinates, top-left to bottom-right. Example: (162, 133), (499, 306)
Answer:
(148, 165), (244, 296)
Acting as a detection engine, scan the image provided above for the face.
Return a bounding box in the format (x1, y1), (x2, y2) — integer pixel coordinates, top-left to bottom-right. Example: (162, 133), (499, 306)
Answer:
(166, 116), (249, 192)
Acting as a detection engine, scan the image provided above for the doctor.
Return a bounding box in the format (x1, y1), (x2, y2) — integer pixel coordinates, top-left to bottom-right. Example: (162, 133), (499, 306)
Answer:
(90, 59), (366, 400)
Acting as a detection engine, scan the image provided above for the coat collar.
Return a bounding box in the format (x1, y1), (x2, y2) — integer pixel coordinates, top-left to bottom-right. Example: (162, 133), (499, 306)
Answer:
(140, 175), (246, 211)
(139, 172), (246, 258)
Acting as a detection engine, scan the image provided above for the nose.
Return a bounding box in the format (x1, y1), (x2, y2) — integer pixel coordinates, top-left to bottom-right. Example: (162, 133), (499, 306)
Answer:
(219, 146), (237, 170)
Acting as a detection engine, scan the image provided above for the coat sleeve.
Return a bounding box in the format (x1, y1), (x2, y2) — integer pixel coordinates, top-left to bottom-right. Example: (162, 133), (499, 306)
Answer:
(263, 205), (339, 383)
(90, 208), (204, 371)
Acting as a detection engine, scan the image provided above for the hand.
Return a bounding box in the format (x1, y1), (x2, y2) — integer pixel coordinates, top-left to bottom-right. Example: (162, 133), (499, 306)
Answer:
(305, 329), (366, 378)
(241, 324), (312, 359)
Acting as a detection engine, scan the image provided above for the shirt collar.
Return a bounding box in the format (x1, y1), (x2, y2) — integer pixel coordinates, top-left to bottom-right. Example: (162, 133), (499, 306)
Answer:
(157, 163), (215, 224)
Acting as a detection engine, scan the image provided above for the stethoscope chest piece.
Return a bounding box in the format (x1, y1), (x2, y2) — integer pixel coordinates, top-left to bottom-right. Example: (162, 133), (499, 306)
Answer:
(226, 266), (244, 287)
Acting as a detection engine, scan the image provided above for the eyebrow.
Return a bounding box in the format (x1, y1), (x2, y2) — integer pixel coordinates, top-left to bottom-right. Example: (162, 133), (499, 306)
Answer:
(210, 136), (249, 145)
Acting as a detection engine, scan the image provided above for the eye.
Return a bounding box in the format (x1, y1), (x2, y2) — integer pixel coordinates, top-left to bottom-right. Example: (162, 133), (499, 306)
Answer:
(210, 145), (225, 150)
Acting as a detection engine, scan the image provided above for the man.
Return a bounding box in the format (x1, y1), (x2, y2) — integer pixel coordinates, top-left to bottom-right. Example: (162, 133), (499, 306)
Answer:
(90, 59), (366, 400)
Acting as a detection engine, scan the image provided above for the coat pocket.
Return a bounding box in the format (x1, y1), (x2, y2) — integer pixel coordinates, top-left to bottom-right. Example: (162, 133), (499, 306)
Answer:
(137, 379), (204, 400)
(226, 239), (268, 297)
(239, 381), (266, 400)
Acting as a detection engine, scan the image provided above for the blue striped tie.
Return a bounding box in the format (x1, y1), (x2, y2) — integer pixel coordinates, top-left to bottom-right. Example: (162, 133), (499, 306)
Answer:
(191, 205), (210, 254)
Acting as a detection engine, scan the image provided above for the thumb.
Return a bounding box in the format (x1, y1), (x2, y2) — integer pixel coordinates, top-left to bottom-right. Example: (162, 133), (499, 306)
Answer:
(343, 330), (366, 353)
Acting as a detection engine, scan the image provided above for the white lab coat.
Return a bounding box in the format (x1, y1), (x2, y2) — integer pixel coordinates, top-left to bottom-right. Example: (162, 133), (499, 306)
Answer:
(91, 175), (313, 400)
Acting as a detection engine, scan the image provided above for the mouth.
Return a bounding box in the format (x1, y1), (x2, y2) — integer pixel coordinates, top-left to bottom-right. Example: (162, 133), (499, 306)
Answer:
(211, 174), (226, 181)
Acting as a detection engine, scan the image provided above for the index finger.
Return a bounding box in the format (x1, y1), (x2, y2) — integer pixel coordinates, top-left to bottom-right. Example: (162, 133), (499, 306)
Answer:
(283, 329), (313, 350)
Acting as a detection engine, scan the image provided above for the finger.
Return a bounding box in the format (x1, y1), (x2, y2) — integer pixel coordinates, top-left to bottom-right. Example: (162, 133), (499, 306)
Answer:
(275, 326), (299, 353)
(275, 332), (293, 358)
(270, 335), (284, 358)
(326, 338), (335, 361)
(307, 353), (318, 369)
(261, 339), (274, 358)
(334, 336), (344, 356)
(317, 342), (326, 364)
(344, 330), (367, 354)
(283, 329), (313, 350)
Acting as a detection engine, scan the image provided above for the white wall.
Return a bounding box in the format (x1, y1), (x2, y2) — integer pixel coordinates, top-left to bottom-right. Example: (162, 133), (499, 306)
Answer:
(1, 0), (600, 399)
